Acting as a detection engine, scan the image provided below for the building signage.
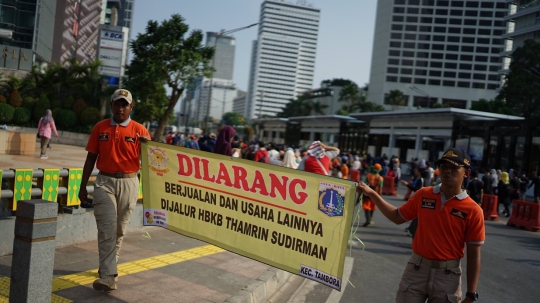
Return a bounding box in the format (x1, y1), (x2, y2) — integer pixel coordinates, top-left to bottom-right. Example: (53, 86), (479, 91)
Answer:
(1, 44), (32, 71)
(101, 31), (124, 40)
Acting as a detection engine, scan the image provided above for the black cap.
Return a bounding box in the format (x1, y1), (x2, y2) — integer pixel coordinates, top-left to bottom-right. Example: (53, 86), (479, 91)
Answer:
(434, 148), (471, 168)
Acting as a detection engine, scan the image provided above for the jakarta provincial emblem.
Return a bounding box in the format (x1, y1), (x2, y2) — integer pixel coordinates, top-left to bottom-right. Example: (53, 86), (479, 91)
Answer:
(318, 181), (346, 217)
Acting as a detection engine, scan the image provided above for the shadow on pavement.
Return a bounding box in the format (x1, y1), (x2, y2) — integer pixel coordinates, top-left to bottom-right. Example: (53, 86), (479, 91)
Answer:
(505, 258), (540, 267)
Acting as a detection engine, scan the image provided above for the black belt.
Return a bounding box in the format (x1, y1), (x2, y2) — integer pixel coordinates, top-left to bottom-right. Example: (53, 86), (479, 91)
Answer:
(100, 172), (138, 178)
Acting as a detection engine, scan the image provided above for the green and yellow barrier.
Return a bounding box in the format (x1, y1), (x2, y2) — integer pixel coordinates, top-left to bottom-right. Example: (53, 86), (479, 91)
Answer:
(38, 169), (60, 202)
(8, 169), (33, 211)
(60, 168), (82, 207)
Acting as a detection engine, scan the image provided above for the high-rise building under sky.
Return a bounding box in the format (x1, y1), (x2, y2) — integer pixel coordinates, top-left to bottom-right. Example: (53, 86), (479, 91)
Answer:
(245, 0), (321, 119)
(501, 1), (540, 73)
(369, 0), (508, 109)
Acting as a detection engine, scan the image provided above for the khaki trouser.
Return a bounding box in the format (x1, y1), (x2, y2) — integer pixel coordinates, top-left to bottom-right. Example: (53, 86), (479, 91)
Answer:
(396, 254), (462, 303)
(40, 136), (50, 156)
(93, 174), (139, 277)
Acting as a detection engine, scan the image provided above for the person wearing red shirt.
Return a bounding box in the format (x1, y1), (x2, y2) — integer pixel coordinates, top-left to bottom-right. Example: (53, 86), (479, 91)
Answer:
(298, 141), (340, 175)
(78, 89), (151, 292)
(253, 142), (269, 163)
(356, 148), (484, 303)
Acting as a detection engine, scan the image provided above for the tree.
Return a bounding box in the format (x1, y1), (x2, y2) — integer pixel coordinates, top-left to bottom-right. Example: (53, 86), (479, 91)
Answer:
(124, 14), (214, 141)
(309, 101), (328, 115)
(320, 78), (355, 87)
(221, 112), (244, 126)
(338, 83), (360, 113)
(470, 98), (516, 115)
(386, 89), (406, 110)
(498, 39), (540, 119)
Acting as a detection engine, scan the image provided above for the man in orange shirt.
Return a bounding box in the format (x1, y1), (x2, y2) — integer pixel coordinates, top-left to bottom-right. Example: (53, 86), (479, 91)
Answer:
(79, 89), (151, 292)
(356, 148), (484, 303)
(362, 163), (383, 227)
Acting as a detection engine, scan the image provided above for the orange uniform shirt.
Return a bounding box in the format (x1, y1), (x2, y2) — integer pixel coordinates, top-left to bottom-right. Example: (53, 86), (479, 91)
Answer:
(86, 118), (151, 174)
(398, 185), (485, 260)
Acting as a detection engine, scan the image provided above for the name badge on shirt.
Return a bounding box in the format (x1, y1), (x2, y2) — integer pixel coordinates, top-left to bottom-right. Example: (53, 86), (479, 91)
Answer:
(99, 132), (109, 141)
(421, 198), (436, 210)
(125, 136), (136, 143)
(450, 208), (468, 220)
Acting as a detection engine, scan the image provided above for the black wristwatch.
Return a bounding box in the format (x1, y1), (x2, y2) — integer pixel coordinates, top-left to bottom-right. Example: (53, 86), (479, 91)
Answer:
(466, 292), (478, 301)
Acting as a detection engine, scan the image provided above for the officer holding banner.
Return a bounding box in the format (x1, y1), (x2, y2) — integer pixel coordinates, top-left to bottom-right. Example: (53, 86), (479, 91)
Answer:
(356, 148), (485, 303)
(78, 89), (151, 292)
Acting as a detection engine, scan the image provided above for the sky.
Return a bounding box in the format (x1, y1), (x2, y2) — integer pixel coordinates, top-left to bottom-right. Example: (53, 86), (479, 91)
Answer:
(131, 0), (378, 92)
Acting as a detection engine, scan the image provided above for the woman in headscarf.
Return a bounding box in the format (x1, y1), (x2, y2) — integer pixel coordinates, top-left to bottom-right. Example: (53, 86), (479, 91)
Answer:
(213, 126), (235, 156)
(497, 172), (512, 217)
(282, 149), (298, 169)
(37, 109), (58, 159)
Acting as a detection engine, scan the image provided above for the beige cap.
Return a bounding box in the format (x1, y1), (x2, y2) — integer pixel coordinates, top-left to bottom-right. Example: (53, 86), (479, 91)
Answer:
(111, 89), (133, 104)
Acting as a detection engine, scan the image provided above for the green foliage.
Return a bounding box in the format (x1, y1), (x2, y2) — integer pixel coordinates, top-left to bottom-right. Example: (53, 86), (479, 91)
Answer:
(221, 112), (245, 126)
(80, 107), (102, 125)
(276, 98), (328, 117)
(12, 107), (31, 125)
(9, 89), (22, 108)
(321, 78), (356, 87)
(470, 98), (516, 115)
(22, 96), (36, 111)
(33, 95), (51, 121)
(63, 96), (75, 110)
(50, 98), (62, 109)
(385, 89), (406, 110)
(498, 39), (540, 119)
(124, 14), (215, 141)
(52, 107), (62, 121)
(72, 98), (87, 115)
(0, 103), (15, 123)
(0, 95), (6, 104)
(57, 109), (77, 128)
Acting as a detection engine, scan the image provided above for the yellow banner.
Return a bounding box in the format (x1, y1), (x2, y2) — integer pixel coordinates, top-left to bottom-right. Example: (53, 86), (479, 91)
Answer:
(141, 142), (355, 290)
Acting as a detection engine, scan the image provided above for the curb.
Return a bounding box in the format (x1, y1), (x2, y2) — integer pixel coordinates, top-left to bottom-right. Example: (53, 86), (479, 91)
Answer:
(225, 268), (293, 303)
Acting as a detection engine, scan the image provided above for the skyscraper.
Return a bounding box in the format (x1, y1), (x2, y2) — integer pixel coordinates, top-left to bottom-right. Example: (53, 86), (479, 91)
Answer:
(501, 1), (540, 73)
(245, 0), (321, 119)
(51, 0), (102, 65)
(206, 32), (236, 80)
(369, 0), (507, 109)
(193, 32), (237, 124)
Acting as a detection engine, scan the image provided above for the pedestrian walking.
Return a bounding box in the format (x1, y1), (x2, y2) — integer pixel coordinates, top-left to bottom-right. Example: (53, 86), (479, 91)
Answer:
(78, 89), (151, 292)
(467, 170), (483, 205)
(362, 163), (383, 227)
(519, 171), (529, 200)
(481, 169), (493, 195)
(401, 167), (424, 237)
(37, 109), (58, 159)
(356, 148), (484, 303)
(498, 172), (512, 217)
(527, 172), (540, 203)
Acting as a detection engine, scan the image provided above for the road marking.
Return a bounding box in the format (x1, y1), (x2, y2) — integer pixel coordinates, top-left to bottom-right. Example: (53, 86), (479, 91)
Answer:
(0, 244), (224, 302)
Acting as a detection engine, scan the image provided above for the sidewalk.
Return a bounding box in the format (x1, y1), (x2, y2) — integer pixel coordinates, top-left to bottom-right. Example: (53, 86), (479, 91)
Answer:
(0, 227), (272, 303)
(0, 142), (88, 170)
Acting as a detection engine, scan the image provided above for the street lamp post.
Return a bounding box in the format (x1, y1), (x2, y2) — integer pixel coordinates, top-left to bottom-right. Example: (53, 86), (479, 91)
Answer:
(203, 23), (258, 134)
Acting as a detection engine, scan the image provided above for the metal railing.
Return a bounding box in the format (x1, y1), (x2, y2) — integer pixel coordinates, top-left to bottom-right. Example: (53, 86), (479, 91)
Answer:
(0, 169), (99, 200)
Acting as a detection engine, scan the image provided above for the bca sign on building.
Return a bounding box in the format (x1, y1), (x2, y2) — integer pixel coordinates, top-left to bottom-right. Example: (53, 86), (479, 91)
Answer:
(1, 45), (33, 71)
(97, 25), (129, 88)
